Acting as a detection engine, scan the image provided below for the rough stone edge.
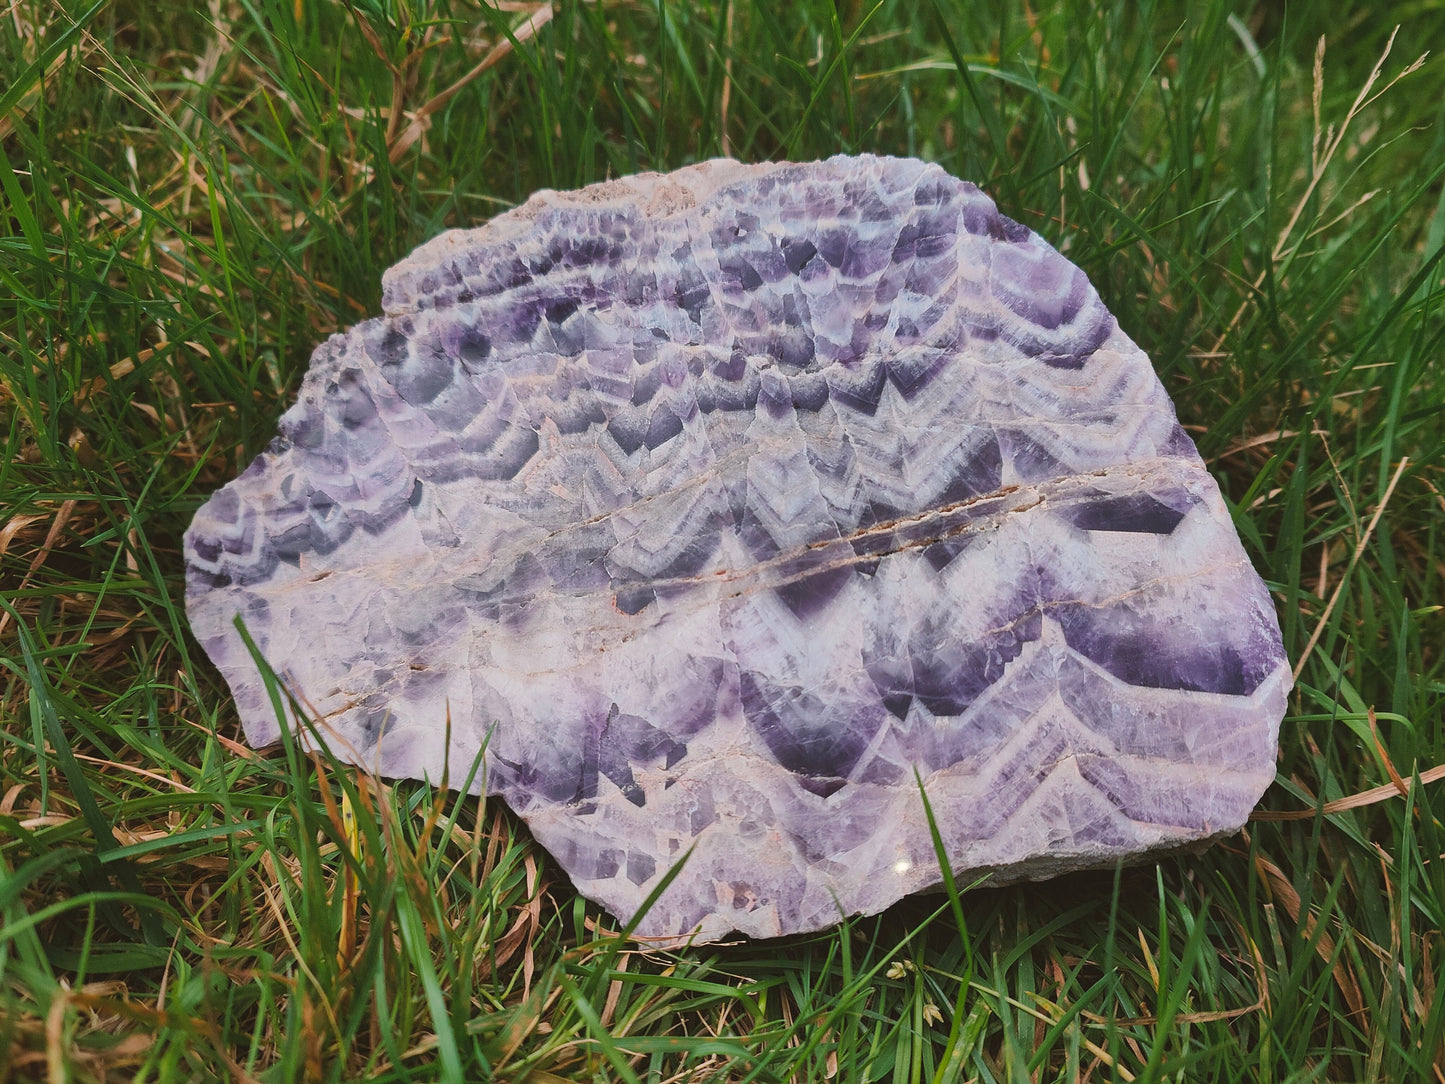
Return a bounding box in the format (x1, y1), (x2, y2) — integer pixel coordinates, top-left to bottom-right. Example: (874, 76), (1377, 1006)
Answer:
(381, 155), (897, 315)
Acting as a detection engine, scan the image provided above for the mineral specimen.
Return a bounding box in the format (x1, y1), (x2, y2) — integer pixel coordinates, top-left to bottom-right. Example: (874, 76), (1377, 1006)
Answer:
(185, 155), (1291, 944)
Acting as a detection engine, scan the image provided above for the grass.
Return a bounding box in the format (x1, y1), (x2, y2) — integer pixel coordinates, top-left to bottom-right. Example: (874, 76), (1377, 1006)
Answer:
(2, 0), (1444, 1079)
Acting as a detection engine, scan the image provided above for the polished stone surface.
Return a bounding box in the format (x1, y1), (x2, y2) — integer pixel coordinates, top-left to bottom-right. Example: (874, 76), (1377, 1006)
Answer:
(186, 156), (1290, 944)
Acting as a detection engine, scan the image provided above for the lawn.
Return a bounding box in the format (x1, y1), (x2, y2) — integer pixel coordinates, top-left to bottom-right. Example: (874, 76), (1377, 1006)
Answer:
(2, 0), (1444, 1080)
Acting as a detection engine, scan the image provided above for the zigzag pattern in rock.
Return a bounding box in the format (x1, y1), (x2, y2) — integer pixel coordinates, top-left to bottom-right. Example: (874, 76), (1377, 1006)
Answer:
(185, 156), (1290, 944)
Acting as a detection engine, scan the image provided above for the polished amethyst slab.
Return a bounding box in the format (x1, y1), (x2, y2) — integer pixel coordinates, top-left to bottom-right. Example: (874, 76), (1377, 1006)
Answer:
(185, 156), (1290, 944)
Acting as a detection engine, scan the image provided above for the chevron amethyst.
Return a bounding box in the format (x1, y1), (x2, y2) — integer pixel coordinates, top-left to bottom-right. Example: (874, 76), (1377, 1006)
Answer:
(185, 155), (1290, 944)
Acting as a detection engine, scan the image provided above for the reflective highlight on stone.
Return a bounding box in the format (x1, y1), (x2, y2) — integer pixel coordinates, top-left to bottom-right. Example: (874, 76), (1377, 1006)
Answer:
(185, 156), (1290, 944)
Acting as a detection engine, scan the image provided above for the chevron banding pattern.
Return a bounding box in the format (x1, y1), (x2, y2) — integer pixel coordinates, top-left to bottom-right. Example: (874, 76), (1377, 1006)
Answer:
(185, 156), (1290, 944)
